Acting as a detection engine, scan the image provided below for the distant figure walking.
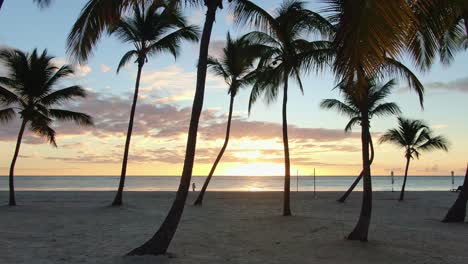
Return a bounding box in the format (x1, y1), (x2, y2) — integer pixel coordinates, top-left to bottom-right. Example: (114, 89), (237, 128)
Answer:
(192, 183), (196, 192)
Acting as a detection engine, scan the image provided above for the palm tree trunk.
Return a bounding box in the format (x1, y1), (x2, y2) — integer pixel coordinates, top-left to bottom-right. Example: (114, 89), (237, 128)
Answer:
(399, 156), (411, 201)
(127, 3), (218, 256)
(347, 112), (372, 241)
(112, 61), (144, 206)
(9, 119), (27, 206)
(337, 133), (374, 203)
(194, 94), (235, 206)
(442, 163), (468, 222)
(282, 78), (291, 216)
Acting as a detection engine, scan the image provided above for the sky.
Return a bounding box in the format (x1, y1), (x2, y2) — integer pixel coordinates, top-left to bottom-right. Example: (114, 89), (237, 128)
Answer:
(0, 0), (467, 177)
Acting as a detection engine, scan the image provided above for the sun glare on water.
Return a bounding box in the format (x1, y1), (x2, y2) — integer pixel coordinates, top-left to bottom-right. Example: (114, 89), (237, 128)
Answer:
(223, 163), (284, 176)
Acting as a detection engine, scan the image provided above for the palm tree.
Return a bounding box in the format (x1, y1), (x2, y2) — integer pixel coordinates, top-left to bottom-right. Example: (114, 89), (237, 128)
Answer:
(66, 0), (241, 256)
(0, 48), (93, 206)
(379, 117), (449, 201)
(322, 0), (425, 241)
(193, 32), (263, 206)
(443, 163), (468, 222)
(320, 79), (401, 203)
(235, 0), (334, 216)
(109, 2), (199, 206)
(408, 0), (467, 70)
(0, 0), (52, 11)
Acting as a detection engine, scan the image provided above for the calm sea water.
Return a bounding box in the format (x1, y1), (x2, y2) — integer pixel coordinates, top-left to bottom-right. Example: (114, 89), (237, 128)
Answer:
(0, 176), (464, 192)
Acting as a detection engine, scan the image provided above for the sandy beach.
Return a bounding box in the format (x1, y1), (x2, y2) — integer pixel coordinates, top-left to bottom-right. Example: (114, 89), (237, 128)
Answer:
(0, 191), (467, 264)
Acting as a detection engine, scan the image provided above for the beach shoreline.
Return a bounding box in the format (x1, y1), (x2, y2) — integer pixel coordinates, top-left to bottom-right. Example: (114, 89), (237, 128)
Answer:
(1, 191), (467, 263)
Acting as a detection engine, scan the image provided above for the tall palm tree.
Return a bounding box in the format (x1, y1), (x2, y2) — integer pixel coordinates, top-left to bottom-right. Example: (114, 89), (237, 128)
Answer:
(0, 0), (52, 11)
(322, 0), (424, 241)
(379, 117), (449, 201)
(109, 2), (199, 206)
(235, 0), (334, 216)
(66, 0), (242, 256)
(0, 48), (93, 206)
(320, 79), (401, 203)
(193, 32), (263, 206)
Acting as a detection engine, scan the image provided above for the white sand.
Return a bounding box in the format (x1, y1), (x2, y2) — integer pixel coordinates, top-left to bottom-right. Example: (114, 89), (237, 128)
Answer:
(0, 191), (467, 264)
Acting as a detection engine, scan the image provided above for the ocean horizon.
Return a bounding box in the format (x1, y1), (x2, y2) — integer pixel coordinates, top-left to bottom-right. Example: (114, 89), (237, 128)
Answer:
(0, 175), (464, 192)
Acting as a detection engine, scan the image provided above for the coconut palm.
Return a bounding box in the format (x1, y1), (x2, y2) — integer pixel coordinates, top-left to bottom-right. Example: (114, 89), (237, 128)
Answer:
(379, 117), (449, 201)
(320, 79), (401, 203)
(322, 0), (424, 241)
(235, 0), (334, 216)
(193, 32), (263, 206)
(109, 2), (199, 206)
(66, 0), (255, 256)
(0, 48), (93, 206)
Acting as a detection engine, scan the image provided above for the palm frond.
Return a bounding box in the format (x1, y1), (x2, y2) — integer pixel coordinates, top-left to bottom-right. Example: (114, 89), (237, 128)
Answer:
(320, 98), (358, 118)
(39, 86), (87, 106)
(0, 107), (16, 123)
(380, 58), (424, 108)
(117, 50), (138, 73)
(233, 0), (278, 33)
(370, 102), (401, 118)
(48, 109), (94, 126)
(0, 85), (20, 105)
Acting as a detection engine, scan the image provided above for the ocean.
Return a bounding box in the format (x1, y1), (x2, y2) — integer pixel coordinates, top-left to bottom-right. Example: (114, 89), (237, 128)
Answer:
(0, 176), (464, 192)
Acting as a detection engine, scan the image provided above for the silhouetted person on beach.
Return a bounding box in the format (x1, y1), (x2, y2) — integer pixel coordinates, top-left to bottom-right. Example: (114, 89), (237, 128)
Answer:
(192, 183), (196, 192)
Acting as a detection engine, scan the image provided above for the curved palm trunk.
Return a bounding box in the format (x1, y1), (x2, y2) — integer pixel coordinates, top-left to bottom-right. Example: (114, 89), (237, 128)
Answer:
(442, 163), (468, 222)
(282, 78), (291, 216)
(194, 94), (235, 206)
(127, 3), (218, 256)
(347, 112), (372, 241)
(399, 156), (411, 201)
(337, 133), (374, 203)
(9, 120), (27, 206)
(112, 62), (144, 206)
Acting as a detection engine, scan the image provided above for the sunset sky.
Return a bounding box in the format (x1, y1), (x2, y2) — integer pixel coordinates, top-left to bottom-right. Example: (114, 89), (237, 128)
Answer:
(0, 0), (467, 177)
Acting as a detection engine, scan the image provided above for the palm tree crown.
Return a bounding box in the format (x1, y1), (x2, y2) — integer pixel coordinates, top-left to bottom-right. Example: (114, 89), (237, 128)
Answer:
(320, 79), (401, 132)
(380, 117), (449, 160)
(0, 48), (93, 145)
(207, 32), (262, 96)
(111, 2), (199, 72)
(236, 0), (334, 110)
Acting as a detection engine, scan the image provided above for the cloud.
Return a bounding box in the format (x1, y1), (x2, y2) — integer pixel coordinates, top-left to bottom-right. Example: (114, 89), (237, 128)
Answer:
(208, 40), (226, 57)
(425, 77), (468, 93)
(139, 65), (225, 102)
(100, 64), (111, 73)
(0, 90), (361, 167)
(432, 124), (448, 129)
(53, 58), (92, 78)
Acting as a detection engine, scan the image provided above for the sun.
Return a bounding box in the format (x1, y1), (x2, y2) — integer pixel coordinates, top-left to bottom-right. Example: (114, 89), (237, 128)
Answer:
(223, 163), (284, 176)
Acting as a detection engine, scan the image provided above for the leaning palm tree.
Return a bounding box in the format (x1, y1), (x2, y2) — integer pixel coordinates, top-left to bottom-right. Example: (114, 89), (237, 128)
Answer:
(235, 0), (334, 216)
(443, 163), (468, 222)
(109, 2), (199, 206)
(193, 32), (263, 206)
(380, 117), (449, 201)
(320, 79), (401, 203)
(0, 48), (93, 206)
(322, 0), (424, 241)
(66, 0), (249, 256)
